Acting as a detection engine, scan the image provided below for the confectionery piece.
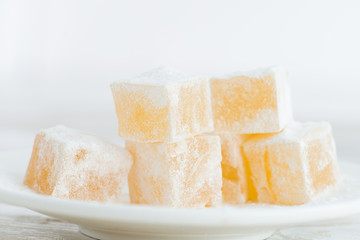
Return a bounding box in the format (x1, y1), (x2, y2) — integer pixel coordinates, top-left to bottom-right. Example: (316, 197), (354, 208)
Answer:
(210, 66), (292, 134)
(24, 125), (133, 202)
(243, 122), (339, 205)
(126, 135), (222, 207)
(219, 133), (255, 204)
(111, 67), (213, 142)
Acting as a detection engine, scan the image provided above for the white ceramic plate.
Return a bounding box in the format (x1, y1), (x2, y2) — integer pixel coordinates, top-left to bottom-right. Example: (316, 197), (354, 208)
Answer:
(1, 149), (360, 240)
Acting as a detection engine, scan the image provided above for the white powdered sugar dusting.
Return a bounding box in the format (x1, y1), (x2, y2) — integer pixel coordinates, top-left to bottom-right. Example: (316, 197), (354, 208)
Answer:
(127, 135), (222, 208)
(29, 125), (133, 202)
(247, 121), (332, 146)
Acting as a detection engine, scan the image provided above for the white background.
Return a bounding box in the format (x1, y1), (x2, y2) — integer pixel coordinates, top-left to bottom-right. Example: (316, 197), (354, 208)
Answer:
(0, 0), (360, 157)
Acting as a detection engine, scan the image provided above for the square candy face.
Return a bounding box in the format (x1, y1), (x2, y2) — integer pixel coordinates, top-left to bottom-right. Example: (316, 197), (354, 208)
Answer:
(126, 135), (222, 208)
(24, 126), (133, 202)
(168, 79), (213, 138)
(111, 84), (170, 142)
(111, 67), (213, 142)
(304, 127), (338, 195)
(243, 122), (339, 205)
(210, 66), (292, 134)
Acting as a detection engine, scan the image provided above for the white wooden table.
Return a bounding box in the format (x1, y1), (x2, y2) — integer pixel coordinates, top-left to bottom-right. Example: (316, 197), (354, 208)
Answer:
(0, 203), (88, 240)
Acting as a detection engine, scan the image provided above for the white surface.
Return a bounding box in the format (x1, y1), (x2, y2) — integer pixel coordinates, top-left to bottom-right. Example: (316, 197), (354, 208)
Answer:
(1, 0), (360, 135)
(1, 149), (360, 239)
(0, 203), (89, 239)
(122, 66), (193, 85)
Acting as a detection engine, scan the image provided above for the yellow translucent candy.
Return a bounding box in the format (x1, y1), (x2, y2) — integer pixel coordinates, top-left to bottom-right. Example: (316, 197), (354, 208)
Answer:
(24, 126), (133, 202)
(210, 66), (292, 134)
(243, 122), (339, 205)
(126, 135), (222, 208)
(219, 133), (255, 204)
(111, 67), (213, 142)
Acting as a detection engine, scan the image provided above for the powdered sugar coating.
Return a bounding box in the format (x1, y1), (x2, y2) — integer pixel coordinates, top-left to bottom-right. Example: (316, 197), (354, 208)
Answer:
(24, 125), (133, 203)
(126, 135), (222, 208)
(245, 122), (332, 146)
(210, 66), (293, 134)
(243, 121), (339, 205)
(111, 67), (214, 142)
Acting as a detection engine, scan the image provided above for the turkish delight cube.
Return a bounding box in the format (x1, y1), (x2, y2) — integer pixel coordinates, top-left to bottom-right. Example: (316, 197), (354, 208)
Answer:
(111, 67), (213, 142)
(24, 125), (133, 202)
(243, 122), (339, 205)
(126, 135), (222, 207)
(210, 66), (292, 134)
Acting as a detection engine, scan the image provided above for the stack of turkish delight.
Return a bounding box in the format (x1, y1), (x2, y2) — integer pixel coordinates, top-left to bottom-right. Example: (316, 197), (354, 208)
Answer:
(24, 66), (339, 206)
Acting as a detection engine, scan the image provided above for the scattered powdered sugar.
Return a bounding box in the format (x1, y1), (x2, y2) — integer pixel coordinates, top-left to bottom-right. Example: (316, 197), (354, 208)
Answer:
(214, 109), (281, 134)
(246, 121), (332, 146)
(110, 82), (169, 108)
(120, 66), (197, 86)
(127, 135), (222, 207)
(26, 125), (133, 202)
(281, 121), (331, 143)
(40, 125), (122, 147)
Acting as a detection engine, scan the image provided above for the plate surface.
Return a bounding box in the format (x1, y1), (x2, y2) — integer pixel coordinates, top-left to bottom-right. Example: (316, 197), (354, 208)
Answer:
(0, 149), (360, 240)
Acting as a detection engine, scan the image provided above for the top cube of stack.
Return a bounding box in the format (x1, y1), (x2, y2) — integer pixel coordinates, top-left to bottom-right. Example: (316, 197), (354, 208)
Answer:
(210, 66), (292, 134)
(111, 67), (214, 142)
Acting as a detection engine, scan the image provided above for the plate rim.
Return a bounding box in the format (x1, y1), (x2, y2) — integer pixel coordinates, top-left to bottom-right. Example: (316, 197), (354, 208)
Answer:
(0, 150), (359, 228)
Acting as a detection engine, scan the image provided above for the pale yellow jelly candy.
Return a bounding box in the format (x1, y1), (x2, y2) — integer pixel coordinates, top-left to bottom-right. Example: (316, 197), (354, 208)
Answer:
(126, 135), (222, 207)
(243, 122), (339, 205)
(111, 67), (213, 142)
(210, 66), (292, 134)
(24, 126), (133, 202)
(219, 133), (256, 204)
